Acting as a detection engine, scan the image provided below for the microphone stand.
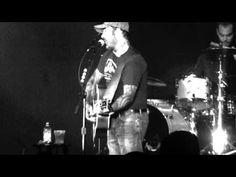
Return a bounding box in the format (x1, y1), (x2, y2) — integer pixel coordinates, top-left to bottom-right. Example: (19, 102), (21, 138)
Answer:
(81, 89), (87, 154)
(74, 37), (103, 154)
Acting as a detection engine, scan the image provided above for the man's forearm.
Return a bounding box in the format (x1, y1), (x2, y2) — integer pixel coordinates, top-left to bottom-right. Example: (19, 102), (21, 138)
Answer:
(111, 85), (137, 111)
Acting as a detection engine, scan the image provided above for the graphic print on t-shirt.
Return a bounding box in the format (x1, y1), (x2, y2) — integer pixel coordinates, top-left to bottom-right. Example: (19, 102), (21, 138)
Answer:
(104, 58), (117, 82)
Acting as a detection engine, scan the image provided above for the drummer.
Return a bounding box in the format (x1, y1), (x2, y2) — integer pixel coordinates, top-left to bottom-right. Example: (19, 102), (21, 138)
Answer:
(193, 22), (236, 144)
(194, 22), (236, 95)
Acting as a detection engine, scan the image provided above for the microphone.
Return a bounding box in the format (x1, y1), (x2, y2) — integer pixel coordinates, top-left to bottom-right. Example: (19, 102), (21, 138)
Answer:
(86, 37), (105, 52)
(98, 39), (105, 47)
(90, 34), (105, 47)
(87, 39), (105, 52)
(91, 39), (105, 48)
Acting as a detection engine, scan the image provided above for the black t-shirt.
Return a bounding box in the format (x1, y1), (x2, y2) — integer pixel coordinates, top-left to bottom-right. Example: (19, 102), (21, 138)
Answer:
(97, 46), (147, 110)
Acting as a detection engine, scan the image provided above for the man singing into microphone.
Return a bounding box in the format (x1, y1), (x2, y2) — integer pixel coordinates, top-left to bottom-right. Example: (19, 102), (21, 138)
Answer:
(85, 22), (149, 155)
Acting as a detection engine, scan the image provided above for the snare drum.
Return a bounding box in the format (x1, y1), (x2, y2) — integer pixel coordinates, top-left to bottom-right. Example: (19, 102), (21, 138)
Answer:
(176, 74), (211, 111)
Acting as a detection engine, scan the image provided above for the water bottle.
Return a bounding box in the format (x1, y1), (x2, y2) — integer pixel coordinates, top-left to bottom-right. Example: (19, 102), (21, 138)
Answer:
(43, 122), (52, 144)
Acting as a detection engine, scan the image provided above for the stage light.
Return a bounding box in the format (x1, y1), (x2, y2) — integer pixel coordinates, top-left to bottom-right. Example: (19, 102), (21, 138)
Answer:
(212, 128), (228, 155)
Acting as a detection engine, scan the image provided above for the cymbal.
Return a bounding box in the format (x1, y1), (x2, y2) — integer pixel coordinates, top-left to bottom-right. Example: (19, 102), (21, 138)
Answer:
(208, 42), (236, 50)
(205, 46), (236, 55)
(147, 77), (167, 87)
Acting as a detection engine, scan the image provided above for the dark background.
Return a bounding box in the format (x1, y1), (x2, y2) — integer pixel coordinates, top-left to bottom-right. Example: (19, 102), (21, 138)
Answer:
(0, 22), (223, 154)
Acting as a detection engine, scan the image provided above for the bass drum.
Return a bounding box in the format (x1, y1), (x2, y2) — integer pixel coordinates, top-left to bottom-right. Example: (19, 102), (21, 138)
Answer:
(143, 105), (191, 153)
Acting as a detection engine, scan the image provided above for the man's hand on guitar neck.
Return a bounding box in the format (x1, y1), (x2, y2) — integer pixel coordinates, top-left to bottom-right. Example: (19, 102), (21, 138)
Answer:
(85, 99), (114, 122)
(94, 99), (114, 116)
(86, 103), (96, 122)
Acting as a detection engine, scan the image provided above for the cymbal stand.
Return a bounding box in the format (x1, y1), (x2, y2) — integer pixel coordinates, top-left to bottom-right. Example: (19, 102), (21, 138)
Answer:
(189, 96), (197, 135)
(200, 51), (227, 155)
(212, 50), (236, 154)
(216, 52), (225, 132)
(189, 111), (197, 135)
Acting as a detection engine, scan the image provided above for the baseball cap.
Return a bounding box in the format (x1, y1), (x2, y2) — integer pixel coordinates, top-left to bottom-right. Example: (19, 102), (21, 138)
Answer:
(94, 22), (129, 33)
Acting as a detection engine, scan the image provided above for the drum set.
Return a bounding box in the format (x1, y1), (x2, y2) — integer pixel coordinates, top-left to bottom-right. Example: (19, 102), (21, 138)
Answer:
(145, 47), (236, 155)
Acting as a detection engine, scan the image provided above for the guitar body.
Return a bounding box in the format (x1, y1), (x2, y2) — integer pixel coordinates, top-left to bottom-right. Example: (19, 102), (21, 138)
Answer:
(86, 85), (113, 140)
(93, 114), (111, 154)
(95, 114), (111, 130)
(92, 104), (112, 140)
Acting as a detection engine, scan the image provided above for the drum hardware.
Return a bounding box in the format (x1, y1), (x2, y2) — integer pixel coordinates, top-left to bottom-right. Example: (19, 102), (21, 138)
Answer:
(184, 107), (215, 138)
(147, 77), (169, 99)
(200, 51), (226, 154)
(227, 100), (234, 115)
(213, 50), (232, 154)
(180, 97), (198, 135)
(225, 96), (236, 116)
(189, 112), (197, 135)
(205, 45), (236, 55)
(147, 99), (172, 109)
(147, 77), (167, 87)
(209, 108), (216, 128)
(206, 47), (236, 155)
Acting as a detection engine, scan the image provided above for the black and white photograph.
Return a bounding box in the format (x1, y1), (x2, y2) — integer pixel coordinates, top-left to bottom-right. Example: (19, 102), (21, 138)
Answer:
(1, 22), (236, 156)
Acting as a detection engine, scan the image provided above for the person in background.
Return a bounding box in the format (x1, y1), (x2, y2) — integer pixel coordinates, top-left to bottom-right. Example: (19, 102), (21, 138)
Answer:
(194, 22), (236, 150)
